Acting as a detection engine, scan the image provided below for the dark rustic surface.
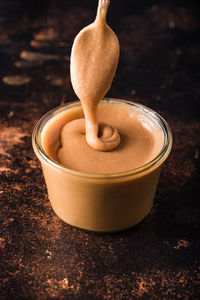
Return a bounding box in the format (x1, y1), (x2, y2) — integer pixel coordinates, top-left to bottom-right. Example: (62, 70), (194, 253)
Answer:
(0, 0), (200, 299)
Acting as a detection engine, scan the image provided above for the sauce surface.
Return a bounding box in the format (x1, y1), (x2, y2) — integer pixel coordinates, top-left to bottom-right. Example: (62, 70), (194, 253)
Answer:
(42, 102), (164, 174)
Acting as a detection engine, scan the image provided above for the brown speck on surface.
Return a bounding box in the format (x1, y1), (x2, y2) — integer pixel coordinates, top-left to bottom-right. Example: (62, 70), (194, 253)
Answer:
(0, 167), (14, 173)
(8, 111), (14, 118)
(2, 75), (30, 86)
(0, 237), (6, 249)
(138, 280), (148, 296)
(45, 249), (52, 259)
(174, 239), (189, 250)
(194, 148), (199, 160)
(13, 184), (21, 191)
(0, 126), (28, 156)
(60, 278), (69, 289)
(0, 0), (200, 299)
(131, 90), (136, 96)
(30, 39), (50, 48)
(169, 21), (175, 28)
(163, 241), (170, 246)
(20, 50), (60, 62)
(14, 59), (44, 68)
(51, 76), (65, 87)
(34, 28), (58, 41)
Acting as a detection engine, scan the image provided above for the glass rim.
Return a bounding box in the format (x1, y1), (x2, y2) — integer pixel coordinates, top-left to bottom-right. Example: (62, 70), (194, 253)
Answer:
(32, 98), (173, 180)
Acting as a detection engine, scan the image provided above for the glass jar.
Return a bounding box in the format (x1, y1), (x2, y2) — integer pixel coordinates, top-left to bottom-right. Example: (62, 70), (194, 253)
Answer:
(32, 99), (172, 232)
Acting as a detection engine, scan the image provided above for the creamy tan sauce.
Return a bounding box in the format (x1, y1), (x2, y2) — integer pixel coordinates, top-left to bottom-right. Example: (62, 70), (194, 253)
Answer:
(70, 0), (120, 151)
(42, 102), (164, 174)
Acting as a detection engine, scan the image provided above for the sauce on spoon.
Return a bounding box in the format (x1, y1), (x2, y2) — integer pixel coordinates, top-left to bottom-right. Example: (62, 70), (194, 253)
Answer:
(70, 0), (120, 151)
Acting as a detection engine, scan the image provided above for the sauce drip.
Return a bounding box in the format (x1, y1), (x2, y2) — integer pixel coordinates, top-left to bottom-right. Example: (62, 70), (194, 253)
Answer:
(70, 0), (120, 151)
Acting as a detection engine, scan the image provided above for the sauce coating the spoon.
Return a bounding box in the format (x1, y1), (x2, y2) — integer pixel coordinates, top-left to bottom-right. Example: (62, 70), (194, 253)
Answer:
(70, 0), (120, 151)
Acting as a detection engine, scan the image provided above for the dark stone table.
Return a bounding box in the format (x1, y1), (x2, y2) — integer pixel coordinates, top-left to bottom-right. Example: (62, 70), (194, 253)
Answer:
(1, 0), (200, 298)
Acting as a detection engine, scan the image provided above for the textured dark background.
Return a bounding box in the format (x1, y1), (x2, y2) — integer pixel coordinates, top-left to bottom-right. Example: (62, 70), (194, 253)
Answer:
(0, 0), (200, 299)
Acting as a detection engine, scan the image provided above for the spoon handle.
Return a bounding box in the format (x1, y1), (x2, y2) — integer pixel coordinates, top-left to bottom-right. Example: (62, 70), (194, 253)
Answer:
(96, 0), (110, 22)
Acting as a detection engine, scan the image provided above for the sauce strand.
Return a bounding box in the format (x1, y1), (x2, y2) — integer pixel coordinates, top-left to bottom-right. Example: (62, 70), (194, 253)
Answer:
(70, 0), (120, 151)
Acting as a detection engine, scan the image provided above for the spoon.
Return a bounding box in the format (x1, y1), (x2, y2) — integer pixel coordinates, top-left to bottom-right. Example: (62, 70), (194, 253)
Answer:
(70, 0), (120, 151)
